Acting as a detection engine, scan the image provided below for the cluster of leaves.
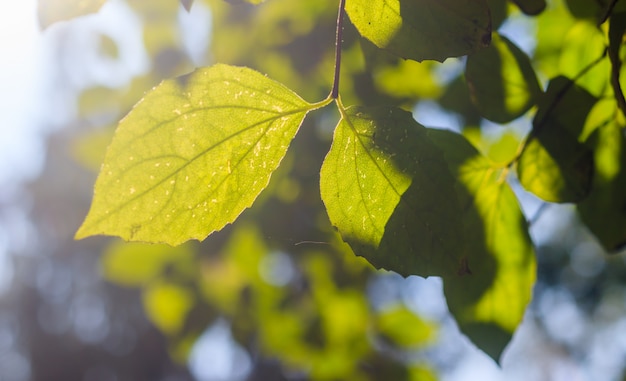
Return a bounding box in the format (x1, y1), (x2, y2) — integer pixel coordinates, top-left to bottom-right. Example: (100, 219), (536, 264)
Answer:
(42, 0), (626, 371)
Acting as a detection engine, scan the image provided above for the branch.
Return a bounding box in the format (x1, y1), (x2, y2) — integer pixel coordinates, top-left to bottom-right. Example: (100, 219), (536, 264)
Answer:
(331, 0), (346, 99)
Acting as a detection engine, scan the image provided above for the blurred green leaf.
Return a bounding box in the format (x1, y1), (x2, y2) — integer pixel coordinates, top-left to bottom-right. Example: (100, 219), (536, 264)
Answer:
(37, 0), (106, 29)
(510, 0), (546, 15)
(101, 241), (194, 286)
(77, 64), (322, 245)
(579, 114), (626, 252)
(346, 0), (492, 62)
(374, 59), (442, 100)
(428, 129), (536, 363)
(558, 21), (609, 97)
(144, 280), (195, 335)
(376, 306), (436, 348)
(565, 0), (603, 20)
(466, 33), (542, 123)
(535, 0), (577, 78)
(518, 76), (597, 202)
(71, 127), (115, 172)
(320, 105), (464, 277)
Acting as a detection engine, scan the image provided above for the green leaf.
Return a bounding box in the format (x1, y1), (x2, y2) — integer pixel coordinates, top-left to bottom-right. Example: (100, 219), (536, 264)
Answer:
(37, 0), (106, 29)
(558, 21), (609, 97)
(144, 280), (194, 335)
(101, 241), (195, 287)
(510, 0), (546, 15)
(517, 76), (596, 203)
(428, 129), (536, 362)
(76, 64), (319, 245)
(375, 307), (435, 348)
(578, 114), (626, 252)
(346, 0), (492, 62)
(465, 33), (543, 123)
(565, 0), (603, 21)
(320, 105), (464, 278)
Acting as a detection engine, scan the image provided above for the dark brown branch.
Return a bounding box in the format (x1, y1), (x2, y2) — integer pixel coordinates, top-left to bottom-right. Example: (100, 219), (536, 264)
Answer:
(331, 0), (346, 99)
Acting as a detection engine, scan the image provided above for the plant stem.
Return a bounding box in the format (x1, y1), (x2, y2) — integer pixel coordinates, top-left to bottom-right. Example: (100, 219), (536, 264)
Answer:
(331, 0), (346, 99)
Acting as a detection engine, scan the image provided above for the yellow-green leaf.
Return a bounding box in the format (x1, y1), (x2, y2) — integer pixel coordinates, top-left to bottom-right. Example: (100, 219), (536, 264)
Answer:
(376, 307), (435, 348)
(578, 118), (626, 252)
(517, 76), (596, 202)
(558, 21), (609, 97)
(428, 129), (536, 362)
(76, 64), (318, 245)
(143, 281), (194, 335)
(320, 105), (464, 278)
(38, 0), (106, 29)
(101, 241), (195, 287)
(465, 33), (542, 123)
(346, 0), (491, 62)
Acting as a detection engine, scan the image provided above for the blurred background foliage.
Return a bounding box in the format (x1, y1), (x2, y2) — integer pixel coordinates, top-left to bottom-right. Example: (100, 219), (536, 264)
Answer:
(3, 0), (626, 380)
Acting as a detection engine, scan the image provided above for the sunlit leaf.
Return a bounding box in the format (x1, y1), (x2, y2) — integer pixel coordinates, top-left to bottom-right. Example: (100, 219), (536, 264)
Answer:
(466, 33), (542, 123)
(376, 306), (435, 348)
(144, 280), (194, 335)
(320, 105), (464, 278)
(510, 0), (546, 15)
(101, 241), (195, 287)
(37, 0), (106, 29)
(517, 76), (596, 202)
(373, 59), (442, 100)
(535, 1), (577, 78)
(558, 21), (609, 97)
(76, 64), (319, 245)
(346, 0), (491, 62)
(428, 129), (536, 362)
(578, 117), (626, 252)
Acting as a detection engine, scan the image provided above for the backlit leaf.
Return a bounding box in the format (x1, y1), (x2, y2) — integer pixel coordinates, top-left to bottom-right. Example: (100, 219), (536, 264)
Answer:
(76, 64), (318, 245)
(346, 0), (491, 62)
(466, 33), (542, 123)
(144, 280), (194, 335)
(37, 0), (106, 29)
(320, 105), (464, 278)
(558, 21), (609, 97)
(578, 115), (626, 252)
(428, 129), (536, 362)
(517, 76), (596, 202)
(376, 307), (435, 348)
(101, 241), (195, 287)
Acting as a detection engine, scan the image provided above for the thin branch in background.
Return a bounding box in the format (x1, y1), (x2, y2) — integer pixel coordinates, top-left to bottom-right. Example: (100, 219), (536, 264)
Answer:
(528, 202), (550, 228)
(506, 49), (608, 168)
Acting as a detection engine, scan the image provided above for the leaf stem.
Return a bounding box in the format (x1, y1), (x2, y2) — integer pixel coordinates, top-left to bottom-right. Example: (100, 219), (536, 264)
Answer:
(331, 0), (346, 99)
